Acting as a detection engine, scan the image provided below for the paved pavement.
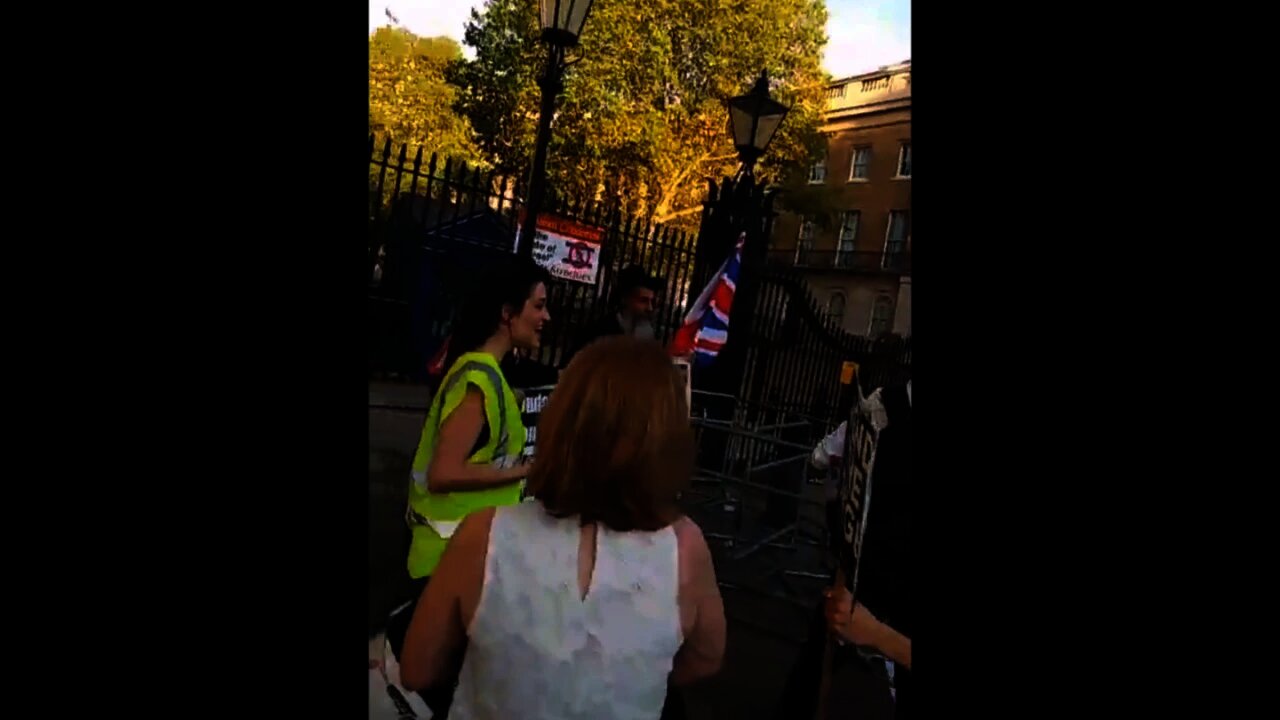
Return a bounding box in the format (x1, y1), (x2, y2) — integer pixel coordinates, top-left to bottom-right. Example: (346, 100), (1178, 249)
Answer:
(367, 381), (892, 720)
(369, 384), (428, 634)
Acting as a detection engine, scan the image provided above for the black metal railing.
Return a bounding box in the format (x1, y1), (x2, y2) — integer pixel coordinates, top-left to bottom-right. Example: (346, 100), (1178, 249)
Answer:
(368, 134), (910, 408)
(732, 263), (912, 426)
(767, 249), (911, 274)
(369, 135), (701, 380)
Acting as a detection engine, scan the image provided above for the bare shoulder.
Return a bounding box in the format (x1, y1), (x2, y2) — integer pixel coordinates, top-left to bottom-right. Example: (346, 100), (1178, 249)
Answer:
(672, 514), (708, 548)
(671, 516), (714, 583)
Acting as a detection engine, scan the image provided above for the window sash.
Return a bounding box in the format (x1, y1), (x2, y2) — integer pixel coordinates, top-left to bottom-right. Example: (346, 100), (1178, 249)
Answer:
(850, 148), (871, 179)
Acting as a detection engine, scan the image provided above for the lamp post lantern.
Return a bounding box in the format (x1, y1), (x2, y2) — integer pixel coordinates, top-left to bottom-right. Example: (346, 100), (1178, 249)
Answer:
(517, 0), (597, 258)
(726, 69), (790, 179)
(538, 0), (594, 47)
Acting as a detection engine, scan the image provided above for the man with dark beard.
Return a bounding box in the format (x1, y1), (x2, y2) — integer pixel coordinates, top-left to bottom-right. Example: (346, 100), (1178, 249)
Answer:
(579, 265), (663, 346)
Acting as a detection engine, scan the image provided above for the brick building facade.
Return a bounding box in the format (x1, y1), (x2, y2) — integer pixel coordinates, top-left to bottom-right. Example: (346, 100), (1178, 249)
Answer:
(771, 60), (911, 337)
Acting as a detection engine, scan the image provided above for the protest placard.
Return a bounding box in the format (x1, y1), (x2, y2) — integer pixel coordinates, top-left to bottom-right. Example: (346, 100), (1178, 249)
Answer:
(816, 387), (882, 719)
(517, 384), (557, 460)
(515, 212), (604, 286)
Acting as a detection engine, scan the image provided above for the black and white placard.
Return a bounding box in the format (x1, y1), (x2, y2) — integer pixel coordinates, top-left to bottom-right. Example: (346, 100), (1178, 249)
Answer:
(517, 385), (557, 460)
(837, 398), (881, 594)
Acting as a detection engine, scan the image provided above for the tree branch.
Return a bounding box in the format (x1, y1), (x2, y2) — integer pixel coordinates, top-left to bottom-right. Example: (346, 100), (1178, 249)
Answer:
(653, 205), (705, 224)
(654, 150), (710, 219)
(702, 153), (738, 164)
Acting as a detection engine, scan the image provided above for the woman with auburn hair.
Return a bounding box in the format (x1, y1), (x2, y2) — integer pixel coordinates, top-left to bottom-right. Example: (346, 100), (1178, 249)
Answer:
(399, 337), (726, 720)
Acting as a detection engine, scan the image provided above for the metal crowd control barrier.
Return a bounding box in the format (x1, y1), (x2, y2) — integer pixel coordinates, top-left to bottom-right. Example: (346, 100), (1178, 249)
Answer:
(680, 390), (843, 642)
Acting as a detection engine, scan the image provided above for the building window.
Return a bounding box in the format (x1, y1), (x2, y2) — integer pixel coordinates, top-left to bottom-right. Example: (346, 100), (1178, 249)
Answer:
(861, 76), (891, 92)
(827, 291), (846, 326)
(849, 147), (871, 181)
(795, 218), (815, 265)
(884, 210), (909, 270)
(869, 294), (894, 337)
(896, 142), (912, 177)
(826, 84), (847, 99)
(836, 211), (859, 268)
(808, 156), (827, 184)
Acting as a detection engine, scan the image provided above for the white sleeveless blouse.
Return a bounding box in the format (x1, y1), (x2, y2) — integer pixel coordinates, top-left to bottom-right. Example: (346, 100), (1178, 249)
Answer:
(449, 501), (683, 720)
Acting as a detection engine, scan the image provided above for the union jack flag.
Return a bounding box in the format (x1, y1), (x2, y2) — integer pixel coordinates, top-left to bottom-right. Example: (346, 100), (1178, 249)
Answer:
(669, 233), (745, 367)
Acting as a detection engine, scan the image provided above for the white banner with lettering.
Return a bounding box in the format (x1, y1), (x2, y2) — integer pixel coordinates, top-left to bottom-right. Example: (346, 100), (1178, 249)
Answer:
(530, 229), (602, 285)
(516, 212), (605, 286)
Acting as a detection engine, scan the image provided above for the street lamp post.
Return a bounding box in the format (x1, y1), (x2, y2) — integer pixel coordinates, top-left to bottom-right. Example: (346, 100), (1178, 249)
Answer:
(518, 0), (596, 259)
(726, 69), (790, 180)
(699, 70), (789, 389)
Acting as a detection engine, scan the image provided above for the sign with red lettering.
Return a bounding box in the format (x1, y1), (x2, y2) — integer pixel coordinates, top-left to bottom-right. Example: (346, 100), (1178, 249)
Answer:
(515, 211), (604, 285)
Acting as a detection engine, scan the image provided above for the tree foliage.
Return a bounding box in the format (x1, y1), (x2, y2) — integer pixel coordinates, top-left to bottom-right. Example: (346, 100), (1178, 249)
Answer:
(369, 27), (483, 169)
(447, 0), (829, 230)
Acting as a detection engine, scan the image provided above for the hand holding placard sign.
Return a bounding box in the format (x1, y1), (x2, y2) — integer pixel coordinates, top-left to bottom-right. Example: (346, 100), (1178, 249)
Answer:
(815, 384), (882, 720)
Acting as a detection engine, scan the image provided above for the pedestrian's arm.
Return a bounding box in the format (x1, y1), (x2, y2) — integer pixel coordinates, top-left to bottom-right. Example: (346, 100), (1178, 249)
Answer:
(866, 619), (912, 670)
(400, 510), (491, 691)
(810, 422), (846, 470)
(671, 522), (726, 686)
(824, 591), (912, 670)
(426, 388), (527, 493)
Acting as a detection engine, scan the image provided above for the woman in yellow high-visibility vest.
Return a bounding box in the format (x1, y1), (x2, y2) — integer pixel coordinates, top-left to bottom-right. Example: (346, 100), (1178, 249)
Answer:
(387, 255), (551, 719)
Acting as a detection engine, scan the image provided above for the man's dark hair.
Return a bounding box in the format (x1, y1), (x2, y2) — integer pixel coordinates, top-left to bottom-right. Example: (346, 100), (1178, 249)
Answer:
(613, 265), (663, 306)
